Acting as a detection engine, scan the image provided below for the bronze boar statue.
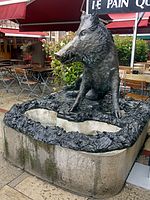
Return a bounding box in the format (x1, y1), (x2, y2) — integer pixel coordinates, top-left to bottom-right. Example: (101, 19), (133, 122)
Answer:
(55, 12), (121, 118)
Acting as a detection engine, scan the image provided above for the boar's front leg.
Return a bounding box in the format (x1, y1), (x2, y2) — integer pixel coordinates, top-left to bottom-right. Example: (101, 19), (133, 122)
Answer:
(111, 70), (121, 118)
(70, 81), (90, 112)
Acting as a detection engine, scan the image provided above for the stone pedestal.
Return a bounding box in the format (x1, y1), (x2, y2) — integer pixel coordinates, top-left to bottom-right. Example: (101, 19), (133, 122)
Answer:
(3, 112), (148, 199)
(2, 92), (150, 199)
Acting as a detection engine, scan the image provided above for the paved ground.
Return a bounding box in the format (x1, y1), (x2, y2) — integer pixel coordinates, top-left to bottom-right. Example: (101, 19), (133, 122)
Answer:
(0, 89), (150, 200)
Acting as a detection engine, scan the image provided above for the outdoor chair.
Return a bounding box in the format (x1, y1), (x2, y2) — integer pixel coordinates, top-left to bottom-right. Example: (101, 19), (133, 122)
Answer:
(122, 78), (149, 101)
(31, 67), (52, 97)
(119, 69), (131, 96)
(14, 67), (41, 100)
(0, 67), (15, 93)
(38, 73), (53, 96)
(119, 66), (132, 74)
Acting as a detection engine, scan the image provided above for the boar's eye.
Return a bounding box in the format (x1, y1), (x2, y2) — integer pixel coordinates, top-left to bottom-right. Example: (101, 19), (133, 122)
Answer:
(80, 30), (87, 37)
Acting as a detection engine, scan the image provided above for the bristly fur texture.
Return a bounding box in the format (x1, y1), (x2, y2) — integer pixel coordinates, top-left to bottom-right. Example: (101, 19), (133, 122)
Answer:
(55, 12), (121, 118)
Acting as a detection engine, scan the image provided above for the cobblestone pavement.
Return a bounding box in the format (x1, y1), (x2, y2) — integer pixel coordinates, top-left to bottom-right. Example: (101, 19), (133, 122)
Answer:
(0, 90), (150, 200)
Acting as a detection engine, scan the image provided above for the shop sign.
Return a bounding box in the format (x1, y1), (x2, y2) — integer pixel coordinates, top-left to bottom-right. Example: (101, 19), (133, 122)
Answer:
(88, 0), (150, 14)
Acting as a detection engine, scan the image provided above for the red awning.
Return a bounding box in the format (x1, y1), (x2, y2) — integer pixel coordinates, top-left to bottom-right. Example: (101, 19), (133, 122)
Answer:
(0, 0), (28, 20)
(16, 0), (111, 32)
(18, 0), (86, 31)
(0, 28), (48, 38)
(107, 13), (150, 34)
(0, 0), (111, 32)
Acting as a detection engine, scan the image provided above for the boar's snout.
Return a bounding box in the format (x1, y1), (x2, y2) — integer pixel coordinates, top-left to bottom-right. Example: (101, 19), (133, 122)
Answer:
(55, 49), (76, 64)
(54, 52), (61, 60)
(54, 51), (67, 63)
(55, 38), (78, 63)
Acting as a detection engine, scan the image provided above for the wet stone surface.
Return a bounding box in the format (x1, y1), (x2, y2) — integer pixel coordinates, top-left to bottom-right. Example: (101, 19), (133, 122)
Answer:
(3, 90), (150, 153)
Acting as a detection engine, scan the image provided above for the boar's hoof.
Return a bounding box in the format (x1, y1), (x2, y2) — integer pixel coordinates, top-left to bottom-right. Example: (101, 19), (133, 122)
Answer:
(54, 53), (61, 60)
(69, 104), (79, 113)
(66, 91), (79, 98)
(86, 89), (99, 100)
(69, 107), (77, 113)
(114, 108), (121, 118)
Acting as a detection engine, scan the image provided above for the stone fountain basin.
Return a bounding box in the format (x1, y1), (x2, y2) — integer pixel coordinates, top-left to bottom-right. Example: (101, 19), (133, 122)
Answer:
(3, 108), (149, 199)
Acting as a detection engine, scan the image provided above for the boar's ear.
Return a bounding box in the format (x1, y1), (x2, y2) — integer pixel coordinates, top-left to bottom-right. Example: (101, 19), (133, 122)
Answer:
(90, 12), (99, 30)
(91, 11), (97, 17)
(91, 11), (99, 21)
(80, 11), (86, 19)
(81, 11), (86, 15)
(80, 11), (87, 22)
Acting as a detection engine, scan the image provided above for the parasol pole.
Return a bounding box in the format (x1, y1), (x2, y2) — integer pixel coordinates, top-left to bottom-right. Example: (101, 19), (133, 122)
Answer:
(86, 0), (89, 14)
(130, 12), (144, 70)
(130, 13), (138, 70)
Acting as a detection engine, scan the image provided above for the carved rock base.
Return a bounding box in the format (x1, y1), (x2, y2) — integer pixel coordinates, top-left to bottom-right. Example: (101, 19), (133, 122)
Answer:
(3, 114), (148, 199)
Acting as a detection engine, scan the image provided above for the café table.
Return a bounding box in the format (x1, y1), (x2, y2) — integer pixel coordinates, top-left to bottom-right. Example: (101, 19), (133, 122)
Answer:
(10, 59), (24, 65)
(125, 74), (150, 83)
(32, 67), (52, 72)
(143, 70), (150, 75)
(121, 74), (150, 99)
(0, 64), (33, 81)
(31, 67), (53, 96)
(13, 64), (32, 69)
(0, 59), (11, 63)
(31, 67), (52, 78)
(134, 62), (150, 70)
(0, 63), (12, 68)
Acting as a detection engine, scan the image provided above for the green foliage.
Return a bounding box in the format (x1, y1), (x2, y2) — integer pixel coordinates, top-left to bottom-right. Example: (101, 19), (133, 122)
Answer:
(43, 34), (148, 85)
(114, 35), (148, 66)
(51, 60), (83, 86)
(42, 33), (83, 86)
(135, 39), (148, 62)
